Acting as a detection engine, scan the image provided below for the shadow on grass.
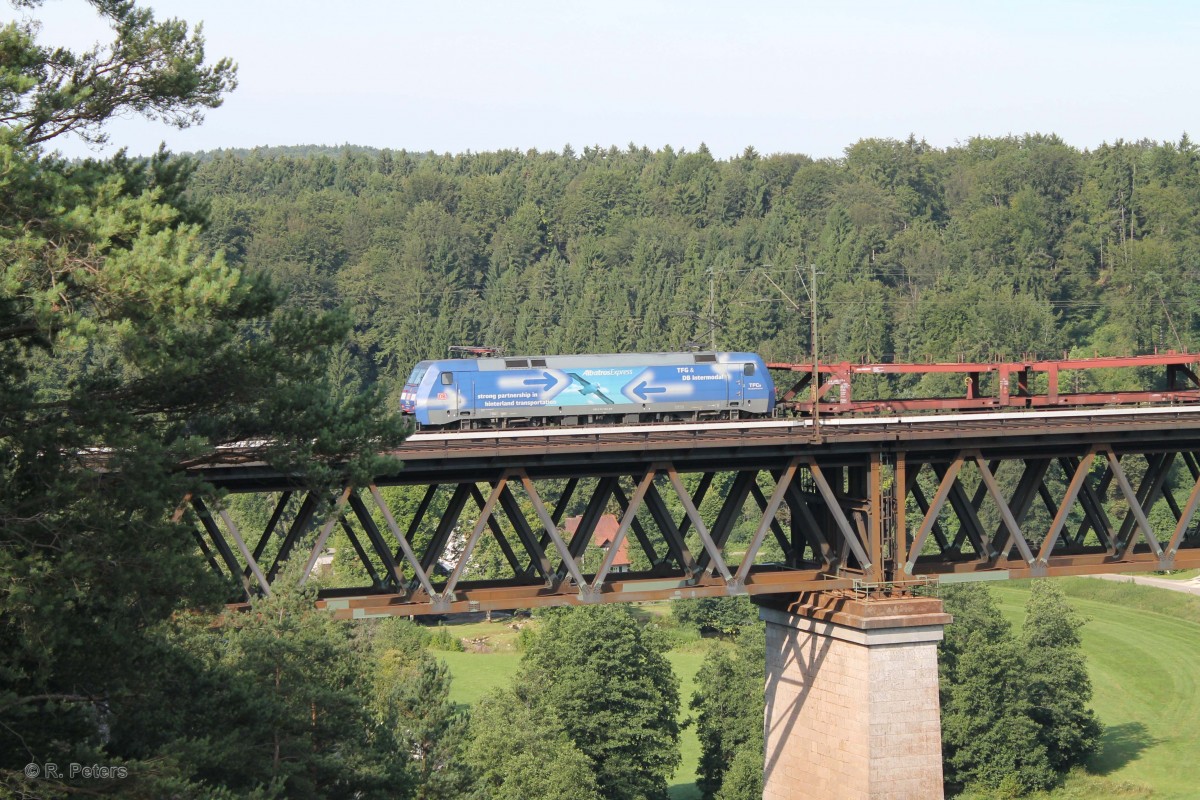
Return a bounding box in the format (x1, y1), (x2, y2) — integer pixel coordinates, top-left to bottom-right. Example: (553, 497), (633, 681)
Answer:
(668, 782), (702, 800)
(1088, 721), (1159, 775)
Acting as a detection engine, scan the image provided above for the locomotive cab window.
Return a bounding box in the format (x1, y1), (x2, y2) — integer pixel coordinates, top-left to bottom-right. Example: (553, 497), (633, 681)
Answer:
(440, 372), (454, 385)
(743, 363), (755, 376)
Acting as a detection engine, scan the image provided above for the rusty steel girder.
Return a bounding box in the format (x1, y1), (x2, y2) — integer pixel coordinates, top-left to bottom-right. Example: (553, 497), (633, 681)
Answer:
(180, 458), (876, 619)
(180, 408), (1200, 617)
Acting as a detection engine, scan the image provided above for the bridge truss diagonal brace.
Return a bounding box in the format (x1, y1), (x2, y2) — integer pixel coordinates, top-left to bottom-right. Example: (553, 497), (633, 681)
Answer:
(1113, 453), (1173, 551)
(613, 481), (664, 569)
(1106, 450), (1164, 561)
(466, 484), (524, 577)
(750, 478), (796, 565)
(666, 467), (733, 582)
(970, 451), (1036, 566)
(904, 456), (963, 575)
(1037, 449), (1098, 569)
(520, 472), (588, 592)
(784, 481), (836, 569)
(1067, 456), (1117, 552)
(933, 460), (995, 561)
(1167, 465), (1200, 563)
(369, 484), (438, 599)
(731, 459), (801, 590)
(344, 491), (402, 589)
(498, 485), (554, 585)
(907, 476), (952, 554)
(187, 496), (250, 596)
(217, 506), (272, 597)
(240, 491), (291, 583)
(805, 460), (873, 572)
(440, 478), (508, 603)
(337, 515), (381, 588)
(590, 469), (658, 595)
(993, 459), (1051, 557)
(173, 494), (221, 577)
(299, 486), (354, 587)
(639, 481), (692, 572)
(268, 492), (321, 582)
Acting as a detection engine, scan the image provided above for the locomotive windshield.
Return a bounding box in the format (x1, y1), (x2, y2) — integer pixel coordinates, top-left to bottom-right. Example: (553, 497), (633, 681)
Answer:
(405, 365), (429, 385)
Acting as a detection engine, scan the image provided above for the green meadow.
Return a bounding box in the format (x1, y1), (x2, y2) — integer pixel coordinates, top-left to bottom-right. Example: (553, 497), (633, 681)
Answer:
(987, 579), (1200, 800)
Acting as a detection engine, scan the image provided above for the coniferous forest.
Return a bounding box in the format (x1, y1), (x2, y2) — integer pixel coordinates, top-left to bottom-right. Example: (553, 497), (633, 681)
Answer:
(188, 136), (1200, 400)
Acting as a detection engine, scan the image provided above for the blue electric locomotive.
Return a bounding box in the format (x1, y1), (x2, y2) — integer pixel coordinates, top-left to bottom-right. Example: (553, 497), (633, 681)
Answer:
(401, 351), (775, 428)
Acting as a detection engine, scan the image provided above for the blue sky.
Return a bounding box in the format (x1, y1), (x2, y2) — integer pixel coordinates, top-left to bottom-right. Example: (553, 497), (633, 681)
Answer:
(18, 0), (1200, 160)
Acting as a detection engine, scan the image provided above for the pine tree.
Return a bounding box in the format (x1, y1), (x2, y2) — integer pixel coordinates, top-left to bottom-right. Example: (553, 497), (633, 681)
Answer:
(0, 3), (407, 794)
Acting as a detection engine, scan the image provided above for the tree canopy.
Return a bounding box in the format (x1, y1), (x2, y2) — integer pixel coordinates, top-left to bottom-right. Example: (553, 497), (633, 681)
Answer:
(512, 605), (681, 800)
(937, 583), (1100, 796)
(179, 132), (1200, 404)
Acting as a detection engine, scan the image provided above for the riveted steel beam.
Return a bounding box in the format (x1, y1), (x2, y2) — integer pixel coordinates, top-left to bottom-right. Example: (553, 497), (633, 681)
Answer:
(299, 486), (353, 587)
(905, 456), (963, 574)
(666, 466), (732, 581)
(338, 515), (382, 588)
(179, 407), (1200, 615)
(369, 484), (437, 599)
(467, 483), (524, 577)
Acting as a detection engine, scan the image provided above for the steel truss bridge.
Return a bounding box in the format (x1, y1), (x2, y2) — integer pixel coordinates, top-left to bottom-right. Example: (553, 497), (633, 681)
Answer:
(185, 405), (1200, 619)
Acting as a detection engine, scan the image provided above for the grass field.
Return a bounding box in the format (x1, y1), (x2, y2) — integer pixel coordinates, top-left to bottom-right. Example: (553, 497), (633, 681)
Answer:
(666, 644), (723, 800)
(990, 579), (1200, 799)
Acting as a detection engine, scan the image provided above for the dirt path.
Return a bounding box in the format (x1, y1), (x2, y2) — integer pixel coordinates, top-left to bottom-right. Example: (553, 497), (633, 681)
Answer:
(1089, 573), (1200, 597)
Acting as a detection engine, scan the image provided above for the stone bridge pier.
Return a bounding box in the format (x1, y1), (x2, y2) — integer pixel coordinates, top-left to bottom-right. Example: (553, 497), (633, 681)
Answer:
(757, 592), (952, 800)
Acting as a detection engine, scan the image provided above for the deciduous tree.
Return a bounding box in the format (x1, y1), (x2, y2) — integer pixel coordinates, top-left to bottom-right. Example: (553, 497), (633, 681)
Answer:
(519, 605), (681, 800)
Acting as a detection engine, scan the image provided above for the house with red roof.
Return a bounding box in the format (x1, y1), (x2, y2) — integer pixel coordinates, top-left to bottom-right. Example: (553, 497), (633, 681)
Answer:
(563, 514), (631, 573)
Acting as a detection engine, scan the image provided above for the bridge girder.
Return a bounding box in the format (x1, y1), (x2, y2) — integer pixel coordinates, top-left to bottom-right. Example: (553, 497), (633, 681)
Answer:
(179, 410), (1200, 617)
